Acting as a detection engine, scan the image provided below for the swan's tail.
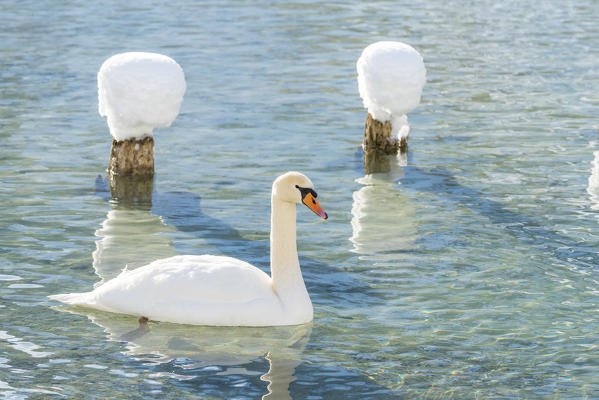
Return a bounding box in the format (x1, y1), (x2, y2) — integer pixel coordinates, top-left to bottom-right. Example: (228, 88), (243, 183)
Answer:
(48, 292), (94, 306)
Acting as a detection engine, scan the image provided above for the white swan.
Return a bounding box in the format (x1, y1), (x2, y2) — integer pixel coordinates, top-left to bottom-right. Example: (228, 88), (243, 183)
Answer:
(49, 172), (328, 326)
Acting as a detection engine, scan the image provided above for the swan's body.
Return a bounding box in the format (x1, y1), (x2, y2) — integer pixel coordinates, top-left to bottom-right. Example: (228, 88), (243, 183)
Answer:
(49, 172), (327, 326)
(54, 255), (305, 326)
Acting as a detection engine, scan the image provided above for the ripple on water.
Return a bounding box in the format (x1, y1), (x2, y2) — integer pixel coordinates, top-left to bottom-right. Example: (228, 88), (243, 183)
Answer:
(1, 0), (599, 398)
(0, 275), (21, 281)
(7, 284), (43, 289)
(0, 331), (53, 358)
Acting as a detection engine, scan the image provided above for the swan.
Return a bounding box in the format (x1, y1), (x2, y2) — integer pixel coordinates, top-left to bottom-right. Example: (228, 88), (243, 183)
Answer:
(49, 172), (328, 326)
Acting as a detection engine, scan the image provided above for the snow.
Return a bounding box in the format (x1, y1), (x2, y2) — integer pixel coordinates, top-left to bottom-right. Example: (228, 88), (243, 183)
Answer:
(357, 41), (426, 139)
(98, 52), (186, 141)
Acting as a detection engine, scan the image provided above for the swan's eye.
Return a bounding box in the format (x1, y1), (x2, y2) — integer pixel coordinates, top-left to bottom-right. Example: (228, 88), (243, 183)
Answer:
(296, 185), (317, 200)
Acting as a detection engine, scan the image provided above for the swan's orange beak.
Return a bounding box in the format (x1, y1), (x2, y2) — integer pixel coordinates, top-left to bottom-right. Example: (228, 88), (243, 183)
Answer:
(302, 192), (328, 220)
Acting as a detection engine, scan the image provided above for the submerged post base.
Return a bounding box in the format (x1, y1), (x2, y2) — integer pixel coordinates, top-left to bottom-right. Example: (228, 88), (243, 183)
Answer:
(363, 148), (392, 174)
(363, 113), (408, 154)
(109, 174), (154, 209)
(109, 137), (154, 177)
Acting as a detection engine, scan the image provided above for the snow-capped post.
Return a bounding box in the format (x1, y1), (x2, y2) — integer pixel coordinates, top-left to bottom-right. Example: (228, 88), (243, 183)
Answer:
(98, 52), (186, 177)
(357, 41), (426, 159)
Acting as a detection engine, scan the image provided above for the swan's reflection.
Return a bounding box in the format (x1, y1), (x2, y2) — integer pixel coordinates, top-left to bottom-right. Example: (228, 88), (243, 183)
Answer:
(60, 308), (310, 400)
(351, 153), (417, 255)
(588, 150), (599, 209)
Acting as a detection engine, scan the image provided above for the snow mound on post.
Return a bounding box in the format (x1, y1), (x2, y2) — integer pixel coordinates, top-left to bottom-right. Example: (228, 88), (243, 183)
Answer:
(98, 52), (186, 141)
(357, 41), (426, 139)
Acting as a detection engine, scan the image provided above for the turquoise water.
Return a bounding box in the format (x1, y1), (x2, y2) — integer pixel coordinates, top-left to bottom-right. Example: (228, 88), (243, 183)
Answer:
(2, 0), (599, 398)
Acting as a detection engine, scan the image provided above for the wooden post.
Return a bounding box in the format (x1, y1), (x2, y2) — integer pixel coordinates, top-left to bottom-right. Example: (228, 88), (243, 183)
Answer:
(363, 113), (408, 174)
(363, 113), (408, 155)
(109, 136), (154, 177)
(107, 136), (154, 207)
(363, 113), (397, 154)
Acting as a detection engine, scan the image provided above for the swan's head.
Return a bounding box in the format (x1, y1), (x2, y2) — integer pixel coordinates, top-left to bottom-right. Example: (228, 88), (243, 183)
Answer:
(272, 172), (328, 219)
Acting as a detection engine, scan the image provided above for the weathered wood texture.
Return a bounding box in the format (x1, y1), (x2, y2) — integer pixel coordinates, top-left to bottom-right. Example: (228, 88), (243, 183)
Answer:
(109, 137), (154, 177)
(399, 137), (407, 153)
(363, 113), (408, 154)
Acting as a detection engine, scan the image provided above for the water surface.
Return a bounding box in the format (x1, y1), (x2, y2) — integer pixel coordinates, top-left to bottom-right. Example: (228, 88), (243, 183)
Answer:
(1, 0), (599, 398)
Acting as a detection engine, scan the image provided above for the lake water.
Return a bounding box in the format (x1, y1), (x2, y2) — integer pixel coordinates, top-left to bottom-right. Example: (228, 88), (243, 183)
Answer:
(1, 0), (599, 398)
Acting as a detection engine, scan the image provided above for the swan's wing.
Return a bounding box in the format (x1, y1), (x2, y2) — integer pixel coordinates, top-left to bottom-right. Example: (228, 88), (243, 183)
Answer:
(90, 255), (275, 313)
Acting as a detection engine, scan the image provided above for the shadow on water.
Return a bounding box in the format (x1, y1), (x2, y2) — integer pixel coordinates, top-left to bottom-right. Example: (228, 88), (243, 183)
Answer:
(94, 175), (269, 266)
(350, 147), (598, 273)
(403, 166), (599, 270)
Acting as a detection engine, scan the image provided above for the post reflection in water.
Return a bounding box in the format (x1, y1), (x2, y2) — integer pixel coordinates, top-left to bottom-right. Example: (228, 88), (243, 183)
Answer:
(351, 152), (417, 256)
(92, 208), (177, 284)
(93, 175), (177, 284)
(363, 147), (408, 175)
(90, 175), (309, 399)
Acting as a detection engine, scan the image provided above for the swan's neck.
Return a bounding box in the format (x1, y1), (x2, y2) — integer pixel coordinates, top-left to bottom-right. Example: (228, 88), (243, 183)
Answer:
(270, 197), (303, 291)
